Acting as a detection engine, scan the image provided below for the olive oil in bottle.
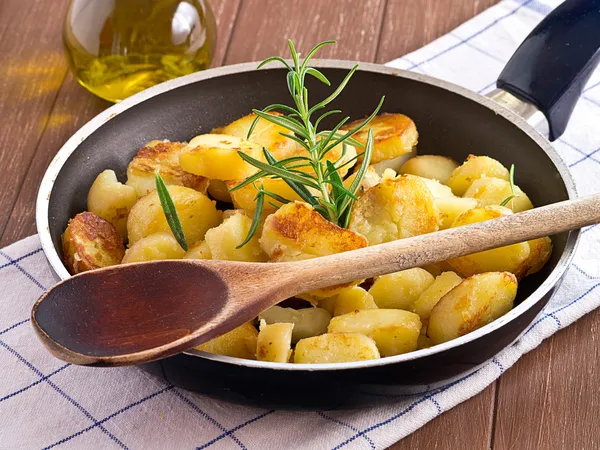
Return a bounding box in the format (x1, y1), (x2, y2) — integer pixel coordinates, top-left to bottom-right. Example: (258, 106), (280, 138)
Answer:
(63, 0), (216, 102)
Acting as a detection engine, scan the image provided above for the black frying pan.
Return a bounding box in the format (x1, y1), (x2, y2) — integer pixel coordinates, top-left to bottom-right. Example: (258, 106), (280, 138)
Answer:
(36, 0), (600, 409)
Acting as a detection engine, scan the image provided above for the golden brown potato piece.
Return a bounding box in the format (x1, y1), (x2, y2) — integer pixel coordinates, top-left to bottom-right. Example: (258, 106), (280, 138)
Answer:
(87, 170), (137, 238)
(333, 286), (378, 316)
(521, 236), (553, 277)
(447, 206), (531, 277)
(260, 202), (367, 297)
(349, 175), (439, 245)
(463, 177), (534, 212)
(328, 309), (421, 356)
(368, 268), (435, 310)
(342, 113), (418, 164)
(194, 322), (258, 360)
(226, 177), (305, 212)
(62, 212), (125, 274)
(400, 155), (459, 183)
(259, 306), (332, 343)
(369, 149), (416, 176)
(428, 272), (517, 345)
(127, 185), (221, 246)
(256, 321), (294, 363)
(206, 179), (233, 203)
(446, 155), (510, 196)
(213, 112), (302, 161)
(122, 232), (186, 264)
(183, 240), (212, 259)
(436, 196), (478, 230)
(418, 177), (454, 199)
(179, 134), (264, 181)
(294, 332), (380, 363)
(126, 140), (209, 197)
(412, 271), (463, 321)
(204, 211), (267, 262)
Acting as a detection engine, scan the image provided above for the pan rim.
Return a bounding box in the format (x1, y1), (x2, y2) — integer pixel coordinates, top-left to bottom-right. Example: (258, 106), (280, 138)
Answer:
(36, 59), (580, 371)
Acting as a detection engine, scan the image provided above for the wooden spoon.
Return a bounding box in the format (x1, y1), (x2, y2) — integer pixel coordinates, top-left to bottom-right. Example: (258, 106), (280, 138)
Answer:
(32, 194), (600, 366)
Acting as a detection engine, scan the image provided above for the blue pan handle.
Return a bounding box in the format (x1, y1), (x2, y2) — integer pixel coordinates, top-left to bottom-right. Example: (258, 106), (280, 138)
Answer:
(496, 0), (600, 141)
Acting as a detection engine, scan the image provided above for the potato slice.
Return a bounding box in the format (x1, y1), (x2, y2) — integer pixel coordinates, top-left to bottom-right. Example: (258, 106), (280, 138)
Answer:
(368, 268), (435, 310)
(122, 232), (186, 263)
(62, 212), (125, 274)
(195, 322), (258, 360)
(226, 177), (305, 212)
(179, 134), (264, 180)
(463, 177), (533, 212)
(333, 286), (378, 316)
(343, 166), (381, 197)
(294, 332), (380, 363)
(447, 206), (530, 277)
(204, 211), (267, 262)
(342, 113), (418, 164)
(127, 185), (221, 246)
(184, 240), (212, 259)
(521, 236), (553, 277)
(328, 309), (421, 356)
(126, 140), (209, 197)
(256, 321), (294, 363)
(400, 155), (459, 183)
(418, 177), (454, 199)
(412, 271), (463, 321)
(213, 112), (302, 161)
(369, 149), (416, 176)
(260, 202), (367, 297)
(259, 306), (331, 343)
(349, 175), (439, 245)
(436, 196), (478, 230)
(446, 155), (510, 196)
(207, 179), (232, 203)
(428, 272), (517, 345)
(87, 169), (137, 238)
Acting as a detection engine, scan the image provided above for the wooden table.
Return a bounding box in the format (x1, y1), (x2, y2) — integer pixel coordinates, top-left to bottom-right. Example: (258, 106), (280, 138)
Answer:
(2, 1), (599, 448)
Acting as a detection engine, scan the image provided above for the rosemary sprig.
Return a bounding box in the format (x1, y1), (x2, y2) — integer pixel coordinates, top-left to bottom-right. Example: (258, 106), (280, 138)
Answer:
(155, 173), (188, 251)
(236, 39), (384, 245)
(499, 164), (518, 207)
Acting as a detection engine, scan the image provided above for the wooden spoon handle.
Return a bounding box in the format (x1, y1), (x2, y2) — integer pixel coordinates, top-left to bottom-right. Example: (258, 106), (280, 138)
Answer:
(290, 193), (600, 292)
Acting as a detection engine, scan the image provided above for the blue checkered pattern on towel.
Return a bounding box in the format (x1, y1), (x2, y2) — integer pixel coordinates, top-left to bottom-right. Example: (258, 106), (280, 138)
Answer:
(1, 1), (599, 448)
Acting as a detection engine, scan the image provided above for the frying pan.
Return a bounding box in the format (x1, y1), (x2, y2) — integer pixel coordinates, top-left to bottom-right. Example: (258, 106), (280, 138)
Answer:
(36, 0), (600, 409)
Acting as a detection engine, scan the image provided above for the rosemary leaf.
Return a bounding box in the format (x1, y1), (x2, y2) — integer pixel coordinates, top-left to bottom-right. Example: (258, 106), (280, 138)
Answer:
(237, 151), (321, 189)
(500, 164), (518, 207)
(155, 173), (188, 251)
(236, 191), (265, 249)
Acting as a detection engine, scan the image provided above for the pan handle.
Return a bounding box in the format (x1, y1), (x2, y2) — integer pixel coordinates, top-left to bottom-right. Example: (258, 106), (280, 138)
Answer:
(493, 0), (600, 141)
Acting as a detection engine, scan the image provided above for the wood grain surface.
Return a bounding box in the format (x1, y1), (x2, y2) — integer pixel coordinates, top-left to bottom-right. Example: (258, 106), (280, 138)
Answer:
(2, 1), (598, 449)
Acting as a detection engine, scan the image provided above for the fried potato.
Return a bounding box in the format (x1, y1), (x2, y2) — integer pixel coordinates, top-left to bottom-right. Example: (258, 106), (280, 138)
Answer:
(463, 177), (533, 212)
(207, 179), (232, 203)
(418, 177), (454, 199)
(417, 325), (433, 349)
(447, 206), (531, 277)
(259, 306), (331, 343)
(62, 212), (125, 274)
(521, 236), (553, 277)
(333, 286), (378, 316)
(179, 134), (264, 180)
(195, 322), (258, 359)
(213, 112), (302, 161)
(412, 271), (463, 321)
(226, 177), (304, 212)
(127, 185), (221, 246)
(436, 196), (478, 229)
(204, 211), (267, 262)
(446, 155), (510, 196)
(256, 321), (294, 363)
(343, 166), (381, 197)
(368, 268), (435, 310)
(342, 113), (418, 164)
(349, 175), (439, 245)
(122, 232), (186, 263)
(369, 148), (416, 175)
(260, 202), (367, 296)
(400, 155), (459, 183)
(294, 332), (380, 363)
(328, 309), (421, 356)
(87, 169), (137, 238)
(428, 272), (517, 345)
(183, 240), (212, 259)
(126, 140), (209, 197)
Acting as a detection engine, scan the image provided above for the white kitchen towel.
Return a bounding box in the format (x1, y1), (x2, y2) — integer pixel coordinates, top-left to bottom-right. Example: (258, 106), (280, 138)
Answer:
(1, 0), (600, 448)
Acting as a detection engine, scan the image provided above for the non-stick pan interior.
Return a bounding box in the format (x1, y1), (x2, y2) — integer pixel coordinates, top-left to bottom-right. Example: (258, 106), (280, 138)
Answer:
(48, 66), (570, 303)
